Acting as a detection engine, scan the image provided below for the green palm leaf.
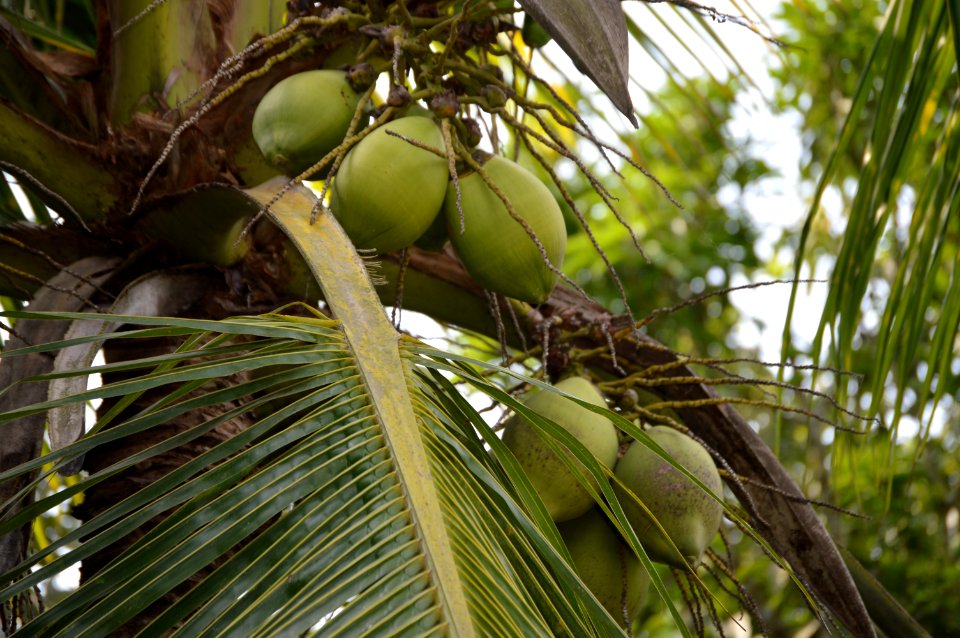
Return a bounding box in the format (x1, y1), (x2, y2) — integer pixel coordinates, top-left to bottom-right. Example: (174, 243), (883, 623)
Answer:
(784, 0), (960, 455)
(0, 316), (621, 636)
(0, 181), (628, 635)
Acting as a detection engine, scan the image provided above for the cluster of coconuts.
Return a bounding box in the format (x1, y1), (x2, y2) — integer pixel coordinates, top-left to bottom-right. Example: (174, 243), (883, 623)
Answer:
(251, 69), (566, 304)
(501, 376), (724, 627)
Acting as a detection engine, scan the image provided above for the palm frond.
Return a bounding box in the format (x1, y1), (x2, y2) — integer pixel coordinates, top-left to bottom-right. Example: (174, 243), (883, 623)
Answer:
(0, 306), (636, 636)
(784, 0), (960, 451)
(0, 6), (95, 56)
(0, 174), (635, 635)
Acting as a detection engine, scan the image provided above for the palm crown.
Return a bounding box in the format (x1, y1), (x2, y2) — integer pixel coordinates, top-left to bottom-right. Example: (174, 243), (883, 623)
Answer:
(0, 1), (954, 636)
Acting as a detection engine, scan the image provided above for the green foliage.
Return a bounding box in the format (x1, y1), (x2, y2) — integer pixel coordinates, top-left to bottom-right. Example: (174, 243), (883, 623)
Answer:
(834, 436), (960, 637)
(772, 0), (886, 182)
(764, 1), (960, 634)
(0, 0), (96, 54)
(778, 0), (960, 426)
(0, 309), (626, 636)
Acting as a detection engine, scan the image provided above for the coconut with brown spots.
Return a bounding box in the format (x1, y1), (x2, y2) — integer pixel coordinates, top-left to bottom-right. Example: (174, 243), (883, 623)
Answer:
(613, 426), (723, 567)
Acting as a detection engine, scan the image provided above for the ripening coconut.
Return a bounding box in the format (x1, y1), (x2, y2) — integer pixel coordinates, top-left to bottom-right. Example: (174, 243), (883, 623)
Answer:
(331, 117), (449, 253)
(252, 70), (360, 177)
(444, 155), (566, 304)
(558, 509), (650, 627)
(502, 376), (618, 521)
(613, 426), (723, 567)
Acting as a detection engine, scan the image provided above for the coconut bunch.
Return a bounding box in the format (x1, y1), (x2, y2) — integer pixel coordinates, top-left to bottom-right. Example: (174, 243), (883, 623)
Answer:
(252, 72), (564, 303)
(499, 376), (724, 628)
(236, 0), (653, 308)
(239, 4), (742, 630)
(230, 3), (729, 627)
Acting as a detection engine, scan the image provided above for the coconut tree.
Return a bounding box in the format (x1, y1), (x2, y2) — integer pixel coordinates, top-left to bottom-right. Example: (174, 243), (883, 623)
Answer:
(0, 0), (948, 635)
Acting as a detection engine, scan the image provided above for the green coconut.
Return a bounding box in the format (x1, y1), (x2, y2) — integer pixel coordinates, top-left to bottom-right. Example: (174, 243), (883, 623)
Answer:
(502, 376), (618, 522)
(521, 15), (553, 49)
(413, 209), (449, 251)
(331, 117), (449, 253)
(444, 155), (566, 304)
(558, 509), (650, 627)
(613, 426), (723, 567)
(252, 70), (360, 177)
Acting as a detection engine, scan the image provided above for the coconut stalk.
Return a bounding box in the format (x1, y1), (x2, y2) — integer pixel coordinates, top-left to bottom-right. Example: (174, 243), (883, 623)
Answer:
(0, 100), (116, 224)
(104, 0), (216, 125)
